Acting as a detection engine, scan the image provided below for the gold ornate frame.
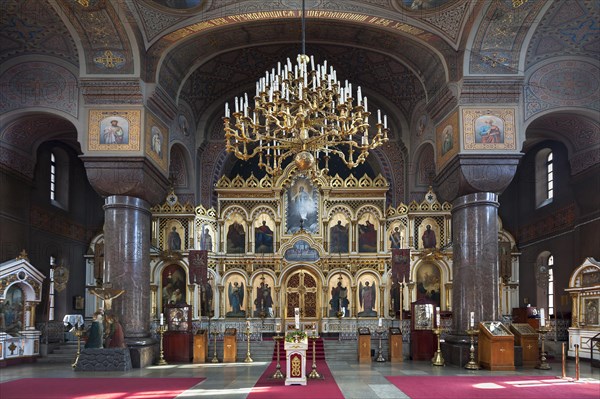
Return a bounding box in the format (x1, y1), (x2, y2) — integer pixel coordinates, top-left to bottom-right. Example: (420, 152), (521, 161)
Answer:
(88, 109), (141, 151)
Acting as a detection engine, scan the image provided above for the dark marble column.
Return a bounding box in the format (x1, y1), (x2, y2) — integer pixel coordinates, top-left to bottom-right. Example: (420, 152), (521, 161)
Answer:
(452, 192), (500, 332)
(103, 195), (154, 367)
(104, 195), (151, 338)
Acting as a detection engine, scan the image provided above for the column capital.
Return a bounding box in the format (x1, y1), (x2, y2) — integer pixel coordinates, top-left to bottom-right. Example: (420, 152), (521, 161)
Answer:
(434, 153), (522, 203)
(82, 156), (170, 205)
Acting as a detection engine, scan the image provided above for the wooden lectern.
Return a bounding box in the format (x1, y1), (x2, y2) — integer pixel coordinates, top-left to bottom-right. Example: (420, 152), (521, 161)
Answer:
(389, 327), (403, 363)
(478, 321), (515, 371)
(223, 328), (237, 363)
(510, 323), (539, 368)
(358, 327), (371, 363)
(193, 329), (208, 363)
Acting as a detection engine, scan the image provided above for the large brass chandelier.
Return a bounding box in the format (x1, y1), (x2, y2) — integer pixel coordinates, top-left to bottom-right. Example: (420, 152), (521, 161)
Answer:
(223, 2), (389, 177)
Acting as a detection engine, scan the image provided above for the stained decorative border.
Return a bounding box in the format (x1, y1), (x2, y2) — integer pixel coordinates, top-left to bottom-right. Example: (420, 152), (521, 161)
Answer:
(145, 111), (169, 172)
(462, 108), (516, 150)
(436, 110), (459, 169)
(88, 110), (141, 151)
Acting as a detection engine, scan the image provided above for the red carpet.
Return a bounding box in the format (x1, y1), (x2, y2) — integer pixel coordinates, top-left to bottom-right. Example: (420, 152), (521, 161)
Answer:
(0, 377), (204, 399)
(248, 360), (344, 399)
(386, 375), (600, 399)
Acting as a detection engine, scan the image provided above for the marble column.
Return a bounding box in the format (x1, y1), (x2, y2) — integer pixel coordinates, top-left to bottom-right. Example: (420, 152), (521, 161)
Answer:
(451, 192), (500, 333)
(103, 195), (152, 344)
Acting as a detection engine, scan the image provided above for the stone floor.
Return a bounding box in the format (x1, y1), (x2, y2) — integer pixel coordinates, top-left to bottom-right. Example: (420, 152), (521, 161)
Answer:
(1, 357), (598, 398)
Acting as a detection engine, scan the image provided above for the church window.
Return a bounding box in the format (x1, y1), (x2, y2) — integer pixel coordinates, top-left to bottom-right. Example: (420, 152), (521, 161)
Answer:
(49, 148), (69, 210)
(535, 149), (553, 208)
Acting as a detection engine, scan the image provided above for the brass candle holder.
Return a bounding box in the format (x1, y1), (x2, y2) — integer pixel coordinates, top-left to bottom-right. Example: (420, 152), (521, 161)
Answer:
(244, 324), (253, 363)
(157, 324), (168, 365)
(71, 326), (85, 369)
(308, 334), (321, 379)
(464, 328), (479, 370)
(536, 323), (552, 370)
(375, 326), (386, 362)
(211, 327), (219, 363)
(272, 334), (285, 379)
(431, 326), (445, 366)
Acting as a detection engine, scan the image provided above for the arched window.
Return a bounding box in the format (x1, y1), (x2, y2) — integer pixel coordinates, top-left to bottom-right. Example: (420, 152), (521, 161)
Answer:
(49, 147), (70, 210)
(548, 255), (554, 317)
(535, 148), (553, 208)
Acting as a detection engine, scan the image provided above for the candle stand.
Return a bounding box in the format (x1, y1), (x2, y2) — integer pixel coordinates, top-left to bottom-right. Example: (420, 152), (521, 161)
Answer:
(431, 326), (445, 366)
(244, 324), (253, 363)
(308, 334), (322, 378)
(211, 327), (219, 363)
(272, 335), (285, 379)
(464, 328), (479, 370)
(536, 324), (552, 370)
(71, 326), (85, 369)
(375, 326), (386, 362)
(157, 324), (168, 365)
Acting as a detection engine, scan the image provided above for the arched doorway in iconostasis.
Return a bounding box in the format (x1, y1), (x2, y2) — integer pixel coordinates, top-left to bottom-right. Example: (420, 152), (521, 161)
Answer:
(283, 267), (322, 322)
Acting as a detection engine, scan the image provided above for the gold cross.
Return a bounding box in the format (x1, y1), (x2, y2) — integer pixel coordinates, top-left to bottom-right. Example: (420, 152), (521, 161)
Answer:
(481, 53), (508, 68)
(512, 0), (528, 8)
(94, 50), (125, 69)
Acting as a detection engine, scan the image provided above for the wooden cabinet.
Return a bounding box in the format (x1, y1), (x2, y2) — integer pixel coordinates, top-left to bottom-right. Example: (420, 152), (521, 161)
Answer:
(164, 304), (192, 363)
(164, 332), (192, 362)
(389, 327), (403, 363)
(410, 299), (437, 361)
(223, 328), (237, 363)
(478, 321), (515, 371)
(510, 323), (539, 368)
(357, 327), (371, 363)
(193, 330), (208, 363)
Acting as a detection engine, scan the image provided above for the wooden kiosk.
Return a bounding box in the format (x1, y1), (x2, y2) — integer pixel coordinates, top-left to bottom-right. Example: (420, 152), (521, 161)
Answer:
(389, 327), (403, 363)
(510, 323), (539, 368)
(478, 321), (515, 371)
(358, 327), (371, 363)
(223, 328), (237, 363)
(410, 299), (437, 360)
(164, 304), (192, 363)
(193, 329), (208, 363)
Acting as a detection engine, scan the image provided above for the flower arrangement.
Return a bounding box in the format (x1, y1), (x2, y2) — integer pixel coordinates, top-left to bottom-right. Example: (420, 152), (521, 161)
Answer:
(285, 330), (307, 343)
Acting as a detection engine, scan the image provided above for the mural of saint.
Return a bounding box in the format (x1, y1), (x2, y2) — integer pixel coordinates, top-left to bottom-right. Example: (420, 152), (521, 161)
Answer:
(255, 219), (274, 253)
(254, 280), (274, 317)
(389, 226), (403, 249)
(358, 217), (377, 252)
(422, 224), (437, 249)
(286, 177), (318, 233)
(168, 226), (182, 251)
(330, 219), (349, 253)
(227, 220), (245, 254)
(226, 281), (246, 317)
(475, 115), (504, 144)
(416, 263), (441, 307)
(162, 265), (187, 308)
(199, 225), (213, 251)
(441, 125), (453, 155)
(100, 117), (128, 144)
(358, 280), (377, 317)
(151, 126), (163, 158)
(200, 279), (214, 317)
(329, 279), (349, 317)
(1, 285), (24, 333)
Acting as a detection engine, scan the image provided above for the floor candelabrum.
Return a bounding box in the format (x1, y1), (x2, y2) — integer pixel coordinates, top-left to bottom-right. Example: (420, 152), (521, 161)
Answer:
(432, 326), (445, 366)
(211, 327), (219, 363)
(375, 326), (386, 362)
(536, 323), (552, 370)
(157, 324), (168, 365)
(464, 328), (479, 370)
(244, 324), (253, 363)
(308, 333), (322, 379)
(272, 335), (285, 379)
(71, 326), (85, 369)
